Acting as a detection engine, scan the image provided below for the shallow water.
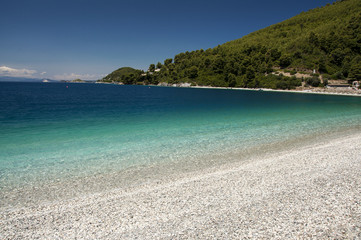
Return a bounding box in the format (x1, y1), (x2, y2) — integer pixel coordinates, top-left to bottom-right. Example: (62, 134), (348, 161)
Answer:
(1, 82), (361, 206)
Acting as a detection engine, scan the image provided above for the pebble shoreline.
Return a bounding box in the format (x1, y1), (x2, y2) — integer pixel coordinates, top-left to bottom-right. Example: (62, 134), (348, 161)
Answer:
(1, 133), (361, 239)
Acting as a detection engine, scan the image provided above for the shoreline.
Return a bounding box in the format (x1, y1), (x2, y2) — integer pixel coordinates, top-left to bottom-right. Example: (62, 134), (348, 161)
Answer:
(1, 126), (359, 209)
(96, 81), (361, 97)
(1, 130), (361, 238)
(186, 85), (361, 97)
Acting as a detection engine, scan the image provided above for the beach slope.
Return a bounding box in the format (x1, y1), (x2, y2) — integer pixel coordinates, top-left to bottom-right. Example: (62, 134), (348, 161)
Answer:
(1, 133), (361, 239)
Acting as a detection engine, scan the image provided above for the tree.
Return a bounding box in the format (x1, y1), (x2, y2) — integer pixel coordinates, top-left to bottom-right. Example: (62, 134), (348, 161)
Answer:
(204, 58), (211, 67)
(349, 63), (361, 80)
(306, 77), (321, 87)
(227, 73), (237, 87)
(246, 67), (255, 81)
(156, 62), (162, 69)
(279, 54), (292, 68)
(318, 57), (327, 73)
(213, 57), (225, 73)
(164, 58), (173, 66)
(187, 66), (198, 79)
(123, 74), (136, 85)
(330, 48), (346, 66)
(149, 64), (155, 72)
(348, 56), (361, 80)
(167, 63), (175, 72)
(308, 32), (319, 47)
(270, 49), (281, 61)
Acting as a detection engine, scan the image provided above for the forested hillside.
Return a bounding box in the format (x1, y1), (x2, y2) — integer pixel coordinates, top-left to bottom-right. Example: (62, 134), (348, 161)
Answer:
(100, 0), (361, 89)
(101, 67), (143, 84)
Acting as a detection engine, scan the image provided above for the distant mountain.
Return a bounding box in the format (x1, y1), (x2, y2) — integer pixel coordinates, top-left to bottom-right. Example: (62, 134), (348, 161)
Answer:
(103, 0), (361, 89)
(0, 76), (59, 83)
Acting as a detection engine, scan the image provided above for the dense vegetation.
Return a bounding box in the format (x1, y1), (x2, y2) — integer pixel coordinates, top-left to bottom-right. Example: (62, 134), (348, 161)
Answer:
(100, 0), (361, 89)
(101, 67), (143, 84)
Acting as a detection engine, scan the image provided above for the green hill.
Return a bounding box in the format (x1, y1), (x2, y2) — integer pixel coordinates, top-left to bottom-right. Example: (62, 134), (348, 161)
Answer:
(100, 67), (143, 84)
(103, 0), (361, 89)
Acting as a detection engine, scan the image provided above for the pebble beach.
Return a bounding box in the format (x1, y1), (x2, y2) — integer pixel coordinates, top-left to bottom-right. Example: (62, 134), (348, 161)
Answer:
(1, 131), (361, 239)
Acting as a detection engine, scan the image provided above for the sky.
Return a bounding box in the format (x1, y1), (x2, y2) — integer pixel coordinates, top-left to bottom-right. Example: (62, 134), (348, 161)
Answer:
(0, 0), (336, 80)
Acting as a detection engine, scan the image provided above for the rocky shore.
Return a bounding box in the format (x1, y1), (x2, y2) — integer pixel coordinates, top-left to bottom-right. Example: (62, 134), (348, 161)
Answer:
(157, 82), (361, 97)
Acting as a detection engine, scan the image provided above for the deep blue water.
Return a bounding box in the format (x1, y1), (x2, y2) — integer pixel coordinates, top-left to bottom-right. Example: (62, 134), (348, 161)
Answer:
(1, 82), (361, 192)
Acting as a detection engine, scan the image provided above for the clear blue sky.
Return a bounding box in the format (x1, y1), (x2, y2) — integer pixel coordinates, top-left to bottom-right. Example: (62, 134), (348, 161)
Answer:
(0, 0), (335, 80)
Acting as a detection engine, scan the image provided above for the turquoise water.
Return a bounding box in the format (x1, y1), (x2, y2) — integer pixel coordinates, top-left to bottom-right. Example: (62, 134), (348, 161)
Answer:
(1, 83), (361, 198)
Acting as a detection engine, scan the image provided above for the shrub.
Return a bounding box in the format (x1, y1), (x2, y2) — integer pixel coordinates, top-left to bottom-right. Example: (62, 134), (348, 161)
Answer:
(306, 77), (321, 87)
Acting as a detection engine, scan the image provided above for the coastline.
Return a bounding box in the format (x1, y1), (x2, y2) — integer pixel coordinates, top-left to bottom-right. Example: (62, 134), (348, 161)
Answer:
(1, 130), (361, 239)
(96, 81), (361, 97)
(187, 85), (361, 97)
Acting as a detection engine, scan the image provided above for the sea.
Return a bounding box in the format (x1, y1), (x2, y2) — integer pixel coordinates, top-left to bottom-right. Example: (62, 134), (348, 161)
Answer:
(1, 82), (361, 208)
